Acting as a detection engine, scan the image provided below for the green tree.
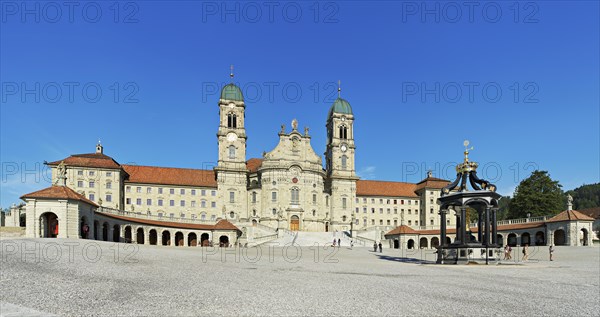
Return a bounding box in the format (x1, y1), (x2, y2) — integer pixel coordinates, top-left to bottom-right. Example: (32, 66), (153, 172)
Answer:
(497, 196), (512, 220)
(565, 183), (600, 210)
(508, 170), (564, 218)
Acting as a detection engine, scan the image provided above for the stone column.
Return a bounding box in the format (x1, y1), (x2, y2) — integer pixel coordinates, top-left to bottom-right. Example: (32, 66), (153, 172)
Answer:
(460, 207), (467, 244)
(491, 208), (498, 245)
(157, 231), (162, 246)
(477, 209), (483, 243)
(144, 228), (150, 245)
(484, 207), (490, 246)
(440, 209), (447, 247)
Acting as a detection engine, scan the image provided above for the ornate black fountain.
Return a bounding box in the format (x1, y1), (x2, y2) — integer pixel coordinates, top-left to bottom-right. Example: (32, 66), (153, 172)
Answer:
(436, 141), (501, 264)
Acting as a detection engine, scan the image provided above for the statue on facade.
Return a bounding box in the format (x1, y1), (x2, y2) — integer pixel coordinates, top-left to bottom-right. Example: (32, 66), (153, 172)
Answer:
(280, 124), (285, 134)
(55, 161), (67, 186)
(291, 119), (298, 131)
(304, 126), (309, 136)
(567, 194), (573, 204)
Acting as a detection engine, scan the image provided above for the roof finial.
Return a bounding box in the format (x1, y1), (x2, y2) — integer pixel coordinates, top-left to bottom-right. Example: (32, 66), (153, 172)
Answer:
(463, 140), (474, 163)
(337, 80), (341, 98)
(230, 64), (234, 81)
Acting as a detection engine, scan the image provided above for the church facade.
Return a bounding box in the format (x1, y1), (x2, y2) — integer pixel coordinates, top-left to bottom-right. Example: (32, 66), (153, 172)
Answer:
(17, 80), (455, 242)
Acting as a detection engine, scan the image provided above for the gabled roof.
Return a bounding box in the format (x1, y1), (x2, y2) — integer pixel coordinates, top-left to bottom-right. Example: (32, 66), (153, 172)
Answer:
(122, 165), (217, 188)
(578, 207), (600, 220)
(415, 176), (450, 191)
(246, 158), (263, 173)
(547, 210), (595, 222)
(356, 180), (418, 197)
(20, 186), (99, 207)
(214, 219), (239, 230)
(385, 225), (419, 236)
(47, 153), (122, 169)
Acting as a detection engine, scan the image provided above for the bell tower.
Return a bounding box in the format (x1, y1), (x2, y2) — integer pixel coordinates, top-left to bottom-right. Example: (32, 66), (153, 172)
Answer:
(325, 81), (358, 232)
(214, 66), (248, 221)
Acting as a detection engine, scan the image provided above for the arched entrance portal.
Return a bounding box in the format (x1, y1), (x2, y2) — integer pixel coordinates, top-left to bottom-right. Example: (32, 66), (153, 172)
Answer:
(554, 229), (566, 246)
(535, 231), (545, 246)
(496, 234), (504, 247)
(175, 232), (184, 246)
(252, 219), (257, 227)
(393, 239), (399, 249)
(201, 233), (210, 246)
(419, 237), (428, 249)
(580, 228), (588, 246)
(521, 232), (530, 246)
(113, 224), (120, 242)
(136, 228), (145, 244)
(219, 235), (230, 247)
(162, 231), (171, 246)
(40, 212), (59, 238)
(124, 226), (132, 243)
(188, 233), (198, 247)
(149, 229), (157, 245)
(325, 222), (329, 232)
(290, 215), (299, 231)
(407, 239), (415, 249)
(431, 237), (440, 248)
(102, 222), (109, 241)
(507, 233), (517, 247)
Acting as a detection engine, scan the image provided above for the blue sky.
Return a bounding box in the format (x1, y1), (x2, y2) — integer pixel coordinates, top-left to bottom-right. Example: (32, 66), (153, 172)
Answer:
(1, 1), (598, 207)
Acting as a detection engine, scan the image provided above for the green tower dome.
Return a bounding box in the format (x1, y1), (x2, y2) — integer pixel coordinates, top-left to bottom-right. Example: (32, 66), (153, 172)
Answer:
(328, 97), (353, 117)
(221, 83), (244, 101)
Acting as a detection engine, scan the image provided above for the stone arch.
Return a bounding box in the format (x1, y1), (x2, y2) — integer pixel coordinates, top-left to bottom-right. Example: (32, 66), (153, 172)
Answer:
(39, 212), (59, 238)
(219, 235), (230, 247)
(201, 233), (210, 246)
(521, 232), (531, 246)
(188, 232), (198, 247)
(252, 219), (258, 226)
(431, 237), (440, 248)
(80, 216), (90, 239)
(124, 226), (132, 243)
(393, 239), (399, 249)
(535, 231), (545, 246)
(162, 230), (171, 246)
(496, 234), (504, 247)
(136, 228), (145, 244)
(175, 231), (184, 246)
(112, 224), (120, 242)
(407, 239), (415, 249)
(290, 215), (300, 231)
(554, 229), (566, 246)
(580, 228), (589, 246)
(102, 222), (109, 241)
(419, 237), (428, 249)
(445, 236), (452, 245)
(507, 233), (517, 247)
(149, 229), (158, 245)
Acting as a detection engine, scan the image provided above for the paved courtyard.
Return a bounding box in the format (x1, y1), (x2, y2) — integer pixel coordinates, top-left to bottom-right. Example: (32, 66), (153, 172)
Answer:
(1, 238), (599, 316)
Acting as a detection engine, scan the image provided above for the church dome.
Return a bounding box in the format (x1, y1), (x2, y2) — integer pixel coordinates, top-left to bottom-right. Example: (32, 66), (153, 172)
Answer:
(221, 83), (244, 101)
(328, 97), (353, 117)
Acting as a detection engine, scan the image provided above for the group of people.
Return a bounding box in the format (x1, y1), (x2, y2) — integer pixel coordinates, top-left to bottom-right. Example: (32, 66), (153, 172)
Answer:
(503, 243), (555, 261)
(373, 242), (382, 253)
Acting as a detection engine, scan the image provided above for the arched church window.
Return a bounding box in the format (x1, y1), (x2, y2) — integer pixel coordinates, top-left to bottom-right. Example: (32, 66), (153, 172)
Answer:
(227, 113), (237, 128)
(291, 187), (300, 205)
(341, 155), (347, 170)
(228, 145), (235, 159)
(230, 211), (235, 219)
(339, 125), (348, 139)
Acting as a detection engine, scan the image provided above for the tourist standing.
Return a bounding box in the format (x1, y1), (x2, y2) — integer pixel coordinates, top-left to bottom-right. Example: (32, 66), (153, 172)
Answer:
(350, 240), (354, 249)
(507, 245), (512, 260)
(522, 244), (529, 261)
(333, 238), (336, 247)
(373, 242), (377, 252)
(549, 245), (554, 261)
(503, 245), (509, 260)
(378, 242), (382, 253)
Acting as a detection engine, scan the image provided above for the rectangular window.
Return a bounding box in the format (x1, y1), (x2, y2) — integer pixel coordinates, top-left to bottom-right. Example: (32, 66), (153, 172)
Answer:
(126, 186), (131, 193)
(201, 201), (206, 208)
(379, 199), (383, 204)
(77, 170), (83, 176)
(401, 200), (404, 204)
(379, 208), (383, 214)
(394, 199), (397, 204)
(355, 198), (359, 203)
(326, 196), (329, 207)
(191, 201), (196, 207)
(170, 200), (174, 206)
(106, 195), (112, 202)
(387, 199), (390, 204)
(211, 190), (216, 196)
(229, 191), (235, 203)
(180, 200), (185, 207)
(180, 189), (185, 195)
(201, 189), (206, 196)
(380, 220), (383, 225)
(371, 219), (375, 225)
(291, 190), (299, 204)
(158, 188), (163, 194)
(136, 187), (141, 193)
(147, 187), (152, 194)
(106, 171), (112, 177)
(136, 198), (141, 205)
(313, 194), (317, 204)
(394, 220), (398, 226)
(211, 202), (216, 208)
(394, 208), (397, 214)
(89, 181), (95, 188)
(191, 189), (196, 195)
(106, 182), (112, 189)
(363, 198), (366, 203)
(430, 208), (434, 214)
(371, 198), (375, 203)
(387, 208), (390, 214)
(272, 191), (277, 202)
(355, 207), (359, 213)
(363, 219), (367, 226)
(77, 181), (83, 187)
(126, 198), (131, 204)
(170, 189), (175, 195)
(89, 171), (95, 176)
(363, 207), (367, 213)
(158, 199), (163, 206)
(415, 220), (419, 225)
(147, 199), (152, 206)
(342, 198), (347, 209)
(431, 219), (434, 225)
(408, 220), (412, 225)
(387, 220), (390, 225)
(371, 208), (375, 214)
(89, 194), (95, 201)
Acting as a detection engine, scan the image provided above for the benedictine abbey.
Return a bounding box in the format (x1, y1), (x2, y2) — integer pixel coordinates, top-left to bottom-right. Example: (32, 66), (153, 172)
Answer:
(7, 78), (594, 248)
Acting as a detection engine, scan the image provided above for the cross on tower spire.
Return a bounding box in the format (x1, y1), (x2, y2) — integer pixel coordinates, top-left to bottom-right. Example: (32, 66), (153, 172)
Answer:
(337, 80), (341, 98)
(230, 64), (234, 81)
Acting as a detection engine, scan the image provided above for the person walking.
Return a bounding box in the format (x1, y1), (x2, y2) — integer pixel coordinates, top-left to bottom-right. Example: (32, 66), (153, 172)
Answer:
(333, 238), (336, 247)
(373, 242), (377, 252)
(378, 242), (382, 253)
(549, 245), (554, 261)
(522, 244), (529, 262)
(338, 238), (341, 248)
(507, 245), (512, 260)
(503, 245), (509, 260)
(350, 240), (354, 250)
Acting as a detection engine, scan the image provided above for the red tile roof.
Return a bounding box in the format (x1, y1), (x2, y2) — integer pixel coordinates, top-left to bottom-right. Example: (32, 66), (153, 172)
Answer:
(356, 180), (418, 197)
(415, 176), (451, 191)
(47, 153), (122, 169)
(122, 165), (217, 188)
(578, 207), (600, 220)
(385, 225), (419, 236)
(96, 211), (240, 231)
(246, 158), (263, 173)
(21, 186), (99, 207)
(547, 210), (595, 222)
